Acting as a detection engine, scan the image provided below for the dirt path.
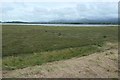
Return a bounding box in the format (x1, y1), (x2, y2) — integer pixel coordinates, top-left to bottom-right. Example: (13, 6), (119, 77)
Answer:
(3, 42), (118, 78)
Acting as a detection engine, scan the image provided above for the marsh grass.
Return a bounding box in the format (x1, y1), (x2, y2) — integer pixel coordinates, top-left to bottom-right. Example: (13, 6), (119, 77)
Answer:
(3, 45), (100, 70)
(2, 25), (118, 70)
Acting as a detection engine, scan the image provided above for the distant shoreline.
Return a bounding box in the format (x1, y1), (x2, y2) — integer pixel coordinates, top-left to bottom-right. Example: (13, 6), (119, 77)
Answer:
(1, 23), (118, 27)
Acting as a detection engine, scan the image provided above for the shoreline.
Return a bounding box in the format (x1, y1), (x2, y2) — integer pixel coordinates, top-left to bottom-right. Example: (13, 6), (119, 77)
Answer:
(1, 23), (118, 27)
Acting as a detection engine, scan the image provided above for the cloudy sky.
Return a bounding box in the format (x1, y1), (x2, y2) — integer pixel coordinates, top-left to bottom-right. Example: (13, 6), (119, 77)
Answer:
(1, 1), (118, 22)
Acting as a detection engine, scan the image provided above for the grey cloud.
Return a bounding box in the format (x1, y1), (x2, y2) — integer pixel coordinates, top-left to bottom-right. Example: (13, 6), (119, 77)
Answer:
(1, 2), (118, 22)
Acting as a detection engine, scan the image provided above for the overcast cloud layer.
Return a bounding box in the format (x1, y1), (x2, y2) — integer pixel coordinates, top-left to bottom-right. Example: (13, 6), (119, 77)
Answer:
(1, 2), (118, 22)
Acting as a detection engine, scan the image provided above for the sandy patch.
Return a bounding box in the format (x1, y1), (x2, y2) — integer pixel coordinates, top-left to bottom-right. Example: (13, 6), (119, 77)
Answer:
(3, 42), (118, 78)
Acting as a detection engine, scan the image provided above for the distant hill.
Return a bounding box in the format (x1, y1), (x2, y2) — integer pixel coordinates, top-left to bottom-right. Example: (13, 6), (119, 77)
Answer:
(2, 18), (118, 24)
(50, 18), (118, 24)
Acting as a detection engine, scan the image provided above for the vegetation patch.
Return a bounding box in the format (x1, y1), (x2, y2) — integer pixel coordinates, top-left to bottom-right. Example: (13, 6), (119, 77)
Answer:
(2, 25), (118, 70)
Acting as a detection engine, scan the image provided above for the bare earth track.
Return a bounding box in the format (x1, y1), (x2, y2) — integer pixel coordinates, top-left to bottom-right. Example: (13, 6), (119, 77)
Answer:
(3, 42), (118, 78)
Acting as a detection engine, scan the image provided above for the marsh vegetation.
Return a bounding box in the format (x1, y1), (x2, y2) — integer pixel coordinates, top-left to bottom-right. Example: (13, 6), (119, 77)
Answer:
(2, 25), (118, 70)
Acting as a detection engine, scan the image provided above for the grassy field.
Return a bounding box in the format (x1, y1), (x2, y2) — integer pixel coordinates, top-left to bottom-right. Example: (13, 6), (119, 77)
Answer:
(2, 25), (118, 70)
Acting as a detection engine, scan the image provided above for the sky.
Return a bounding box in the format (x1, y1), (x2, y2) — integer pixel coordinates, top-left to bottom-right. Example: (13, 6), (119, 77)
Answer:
(0, 0), (118, 22)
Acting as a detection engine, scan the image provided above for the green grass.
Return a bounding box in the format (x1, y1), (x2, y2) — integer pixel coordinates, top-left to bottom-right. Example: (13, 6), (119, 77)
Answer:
(2, 25), (118, 70)
(3, 45), (99, 70)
